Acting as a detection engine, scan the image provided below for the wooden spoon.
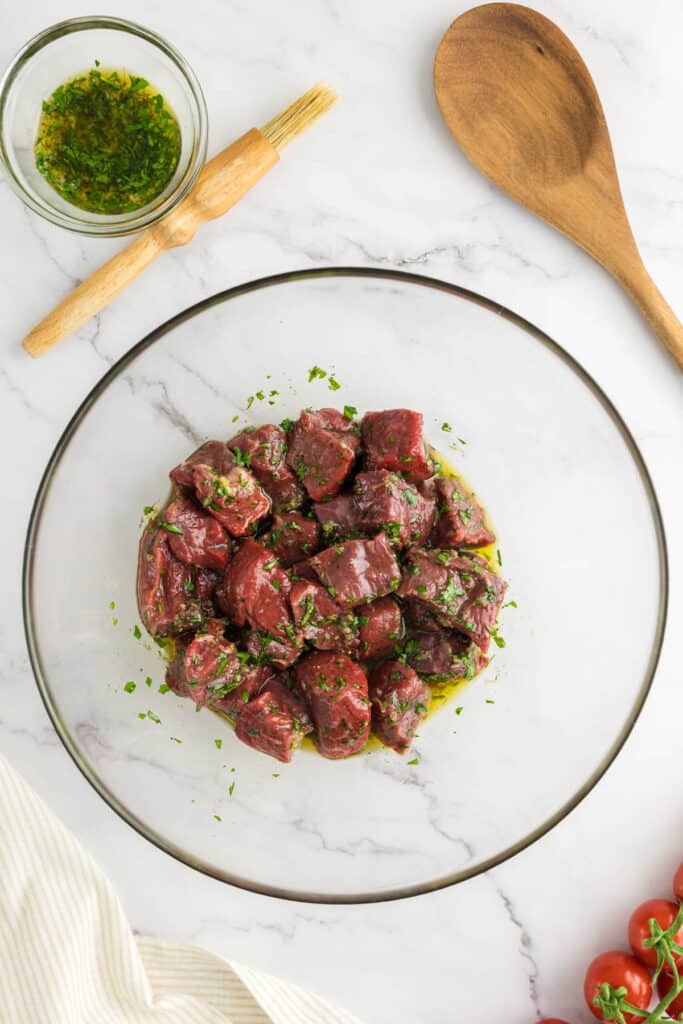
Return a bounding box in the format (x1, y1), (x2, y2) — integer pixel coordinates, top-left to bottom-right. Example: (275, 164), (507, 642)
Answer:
(434, 2), (683, 370)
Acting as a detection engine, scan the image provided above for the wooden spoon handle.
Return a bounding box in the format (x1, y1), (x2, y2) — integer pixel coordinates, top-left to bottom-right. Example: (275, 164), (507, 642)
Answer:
(619, 263), (683, 370)
(22, 129), (278, 358)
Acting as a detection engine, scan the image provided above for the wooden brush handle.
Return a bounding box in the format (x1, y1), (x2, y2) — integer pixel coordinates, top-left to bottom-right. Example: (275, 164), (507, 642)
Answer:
(23, 129), (278, 358)
(619, 262), (683, 370)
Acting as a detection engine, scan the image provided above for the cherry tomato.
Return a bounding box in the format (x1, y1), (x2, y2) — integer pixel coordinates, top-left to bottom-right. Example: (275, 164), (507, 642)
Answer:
(584, 951), (653, 1023)
(629, 898), (683, 972)
(657, 972), (683, 1021)
(674, 862), (683, 903)
(538, 1019), (572, 1024)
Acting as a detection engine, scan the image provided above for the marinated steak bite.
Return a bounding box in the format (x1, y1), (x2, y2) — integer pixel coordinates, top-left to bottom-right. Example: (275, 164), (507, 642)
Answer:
(193, 463), (270, 536)
(455, 557), (507, 653)
(229, 424), (305, 512)
(358, 596), (402, 660)
(245, 627), (303, 669)
(290, 579), (358, 653)
(213, 664), (276, 718)
(370, 661), (430, 753)
(286, 416), (355, 500)
(362, 409), (433, 483)
(168, 628), (242, 706)
(300, 408), (362, 454)
(431, 477), (495, 549)
(163, 495), (230, 572)
(397, 547), (468, 629)
(354, 470), (435, 547)
(309, 533), (401, 608)
(402, 602), (488, 681)
(216, 539), (301, 657)
(295, 651), (371, 759)
(313, 491), (363, 540)
(137, 525), (206, 636)
(170, 440), (235, 492)
(263, 511), (320, 567)
(236, 676), (313, 763)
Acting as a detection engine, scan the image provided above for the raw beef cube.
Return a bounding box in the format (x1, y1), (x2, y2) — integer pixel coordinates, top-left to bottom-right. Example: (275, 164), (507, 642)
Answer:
(179, 630), (242, 706)
(402, 600), (489, 679)
(216, 539), (301, 655)
(300, 408), (362, 454)
(245, 627), (303, 668)
(286, 418), (355, 500)
(170, 440), (235, 491)
(290, 579), (358, 653)
(261, 676), (314, 732)
(295, 652), (371, 759)
(362, 409), (433, 483)
(193, 463), (270, 536)
(354, 470), (435, 547)
(370, 661), (430, 753)
(213, 664), (278, 719)
(229, 424), (305, 512)
(136, 525), (206, 636)
(236, 678), (313, 763)
(357, 597), (402, 660)
(313, 492), (363, 540)
(310, 533), (401, 608)
(455, 560), (507, 652)
(398, 548), (467, 629)
(162, 495), (230, 572)
(263, 511), (319, 567)
(431, 477), (495, 549)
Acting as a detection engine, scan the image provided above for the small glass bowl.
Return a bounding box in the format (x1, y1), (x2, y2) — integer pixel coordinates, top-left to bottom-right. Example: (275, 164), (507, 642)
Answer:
(0, 16), (208, 236)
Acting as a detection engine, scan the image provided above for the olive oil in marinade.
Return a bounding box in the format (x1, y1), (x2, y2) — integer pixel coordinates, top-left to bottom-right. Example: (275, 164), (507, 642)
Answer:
(35, 64), (181, 214)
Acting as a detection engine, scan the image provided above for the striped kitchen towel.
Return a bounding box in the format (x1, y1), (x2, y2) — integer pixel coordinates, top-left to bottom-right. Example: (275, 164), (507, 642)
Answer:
(0, 753), (361, 1024)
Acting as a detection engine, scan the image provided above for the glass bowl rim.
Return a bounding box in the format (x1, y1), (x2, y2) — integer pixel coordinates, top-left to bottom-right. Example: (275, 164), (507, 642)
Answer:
(0, 14), (209, 237)
(22, 267), (669, 904)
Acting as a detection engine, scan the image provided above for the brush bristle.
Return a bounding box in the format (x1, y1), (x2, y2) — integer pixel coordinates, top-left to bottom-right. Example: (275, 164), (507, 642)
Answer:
(260, 84), (337, 151)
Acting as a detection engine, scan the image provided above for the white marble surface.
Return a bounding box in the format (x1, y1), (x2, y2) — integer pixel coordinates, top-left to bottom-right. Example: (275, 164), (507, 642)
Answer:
(0, 0), (681, 1020)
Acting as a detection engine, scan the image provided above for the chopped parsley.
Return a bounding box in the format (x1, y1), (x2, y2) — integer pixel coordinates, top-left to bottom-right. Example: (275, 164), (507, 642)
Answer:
(441, 422), (452, 432)
(496, 548), (503, 567)
(146, 710), (161, 724)
(233, 446), (251, 468)
(132, 624), (142, 640)
(455, 706), (464, 715)
(300, 594), (315, 627)
(491, 629), (506, 649)
(328, 376), (341, 391)
(123, 681), (136, 694)
(308, 365), (327, 382)
(214, 738), (223, 750)
(228, 781), (235, 797)
(158, 683), (170, 694)
(159, 521), (183, 535)
(343, 405), (357, 420)
(407, 757), (419, 766)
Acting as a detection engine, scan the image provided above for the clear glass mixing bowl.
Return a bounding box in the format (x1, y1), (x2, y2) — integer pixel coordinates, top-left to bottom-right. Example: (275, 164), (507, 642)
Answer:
(23, 269), (667, 902)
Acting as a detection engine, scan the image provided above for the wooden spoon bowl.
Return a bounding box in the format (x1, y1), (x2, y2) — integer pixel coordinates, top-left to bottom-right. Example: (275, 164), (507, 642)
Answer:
(434, 3), (683, 369)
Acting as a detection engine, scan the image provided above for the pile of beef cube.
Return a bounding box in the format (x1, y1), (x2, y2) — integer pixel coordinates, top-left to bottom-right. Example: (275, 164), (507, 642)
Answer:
(136, 407), (506, 763)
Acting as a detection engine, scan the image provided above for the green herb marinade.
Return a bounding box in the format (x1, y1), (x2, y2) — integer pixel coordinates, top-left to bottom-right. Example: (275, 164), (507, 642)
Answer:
(35, 65), (181, 214)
